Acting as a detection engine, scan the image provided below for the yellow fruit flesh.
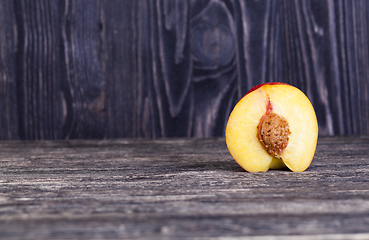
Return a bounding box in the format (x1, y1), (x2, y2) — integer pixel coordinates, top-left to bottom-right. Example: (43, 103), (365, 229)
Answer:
(267, 85), (318, 172)
(225, 84), (318, 172)
(226, 89), (272, 172)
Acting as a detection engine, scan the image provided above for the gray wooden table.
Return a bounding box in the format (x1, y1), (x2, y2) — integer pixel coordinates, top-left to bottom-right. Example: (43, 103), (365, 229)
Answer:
(1, 136), (369, 239)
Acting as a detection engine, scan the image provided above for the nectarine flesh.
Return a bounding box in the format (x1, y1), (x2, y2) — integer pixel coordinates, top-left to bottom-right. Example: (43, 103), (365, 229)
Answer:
(225, 82), (318, 172)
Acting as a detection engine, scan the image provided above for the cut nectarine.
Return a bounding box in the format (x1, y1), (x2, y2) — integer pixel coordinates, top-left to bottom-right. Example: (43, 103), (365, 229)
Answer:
(225, 82), (318, 172)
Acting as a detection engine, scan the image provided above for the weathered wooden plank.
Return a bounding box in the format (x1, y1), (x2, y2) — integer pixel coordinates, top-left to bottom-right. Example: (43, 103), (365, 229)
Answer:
(0, 136), (369, 239)
(148, 0), (194, 138)
(61, 0), (106, 139)
(103, 0), (155, 139)
(14, 0), (63, 140)
(1, 0), (369, 140)
(0, 1), (18, 140)
(190, 0), (238, 137)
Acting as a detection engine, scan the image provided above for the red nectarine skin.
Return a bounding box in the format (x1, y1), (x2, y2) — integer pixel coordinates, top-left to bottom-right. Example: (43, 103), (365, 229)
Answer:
(245, 82), (289, 95)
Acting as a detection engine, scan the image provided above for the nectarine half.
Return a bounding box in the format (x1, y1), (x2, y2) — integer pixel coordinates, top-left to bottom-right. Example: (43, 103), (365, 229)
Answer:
(225, 82), (318, 172)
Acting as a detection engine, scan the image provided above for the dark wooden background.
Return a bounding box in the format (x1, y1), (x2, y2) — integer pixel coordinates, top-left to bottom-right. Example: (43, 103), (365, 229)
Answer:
(0, 0), (369, 140)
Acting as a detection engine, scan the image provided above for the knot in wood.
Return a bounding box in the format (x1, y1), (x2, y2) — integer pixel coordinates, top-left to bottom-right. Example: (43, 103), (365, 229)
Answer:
(257, 112), (291, 158)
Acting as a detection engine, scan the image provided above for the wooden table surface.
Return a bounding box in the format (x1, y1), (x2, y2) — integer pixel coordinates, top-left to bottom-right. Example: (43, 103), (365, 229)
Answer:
(1, 136), (369, 239)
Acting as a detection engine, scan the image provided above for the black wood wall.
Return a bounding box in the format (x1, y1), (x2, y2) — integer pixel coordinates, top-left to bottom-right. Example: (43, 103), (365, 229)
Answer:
(0, 0), (369, 140)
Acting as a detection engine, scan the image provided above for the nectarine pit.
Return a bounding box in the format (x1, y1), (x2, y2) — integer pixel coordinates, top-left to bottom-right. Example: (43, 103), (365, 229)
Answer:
(257, 100), (291, 158)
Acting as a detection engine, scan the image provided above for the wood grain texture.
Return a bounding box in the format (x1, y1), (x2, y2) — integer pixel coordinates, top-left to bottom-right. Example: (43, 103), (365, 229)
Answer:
(0, 136), (369, 239)
(1, 0), (369, 140)
(14, 0), (63, 140)
(0, 1), (18, 140)
(61, 0), (106, 139)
